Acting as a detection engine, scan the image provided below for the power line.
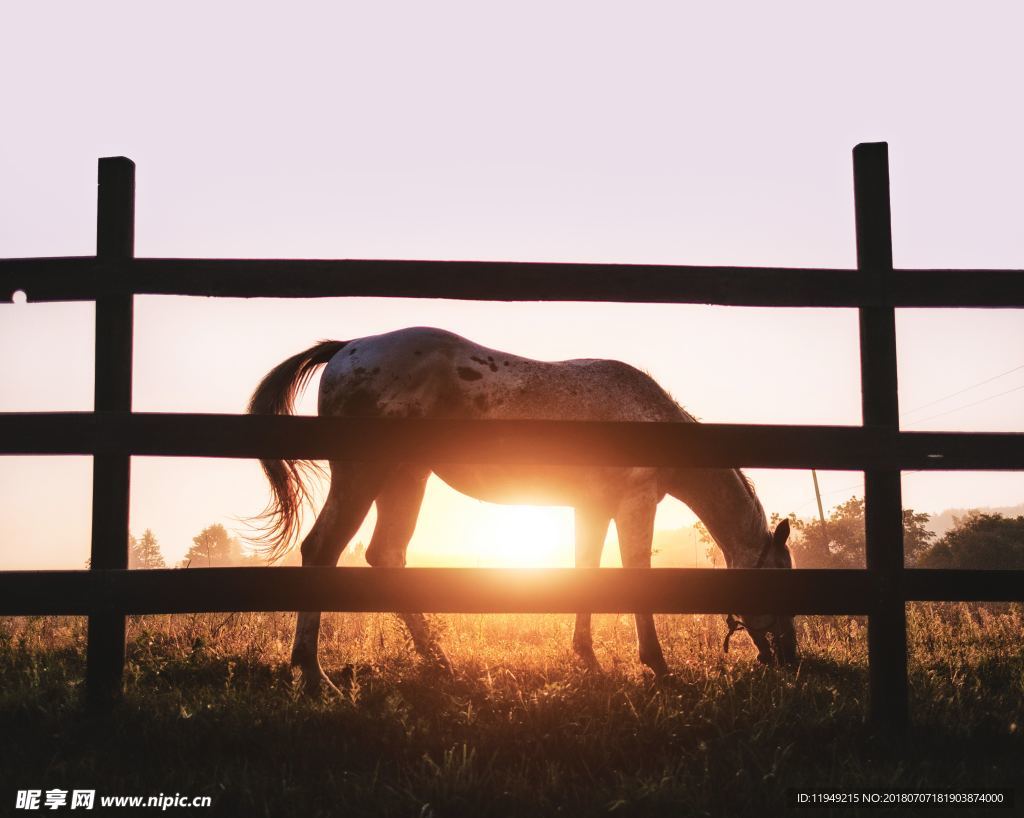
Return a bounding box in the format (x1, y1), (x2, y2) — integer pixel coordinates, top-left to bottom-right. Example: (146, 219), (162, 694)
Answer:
(793, 472), (936, 516)
(791, 363), (1024, 516)
(794, 479), (864, 513)
(912, 382), (1024, 424)
(901, 362), (1024, 417)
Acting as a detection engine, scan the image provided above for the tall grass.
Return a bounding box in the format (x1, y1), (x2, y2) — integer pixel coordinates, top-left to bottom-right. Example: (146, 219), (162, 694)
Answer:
(1, 606), (1021, 817)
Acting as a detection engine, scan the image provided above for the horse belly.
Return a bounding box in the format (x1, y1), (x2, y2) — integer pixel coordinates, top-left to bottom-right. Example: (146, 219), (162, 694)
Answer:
(434, 464), (592, 506)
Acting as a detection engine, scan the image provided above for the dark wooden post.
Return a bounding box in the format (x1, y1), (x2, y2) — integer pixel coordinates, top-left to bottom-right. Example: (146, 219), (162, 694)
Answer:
(86, 157), (135, 707)
(853, 142), (909, 728)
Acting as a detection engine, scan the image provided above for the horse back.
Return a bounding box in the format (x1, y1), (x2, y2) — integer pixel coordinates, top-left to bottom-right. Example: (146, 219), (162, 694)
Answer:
(318, 326), (688, 424)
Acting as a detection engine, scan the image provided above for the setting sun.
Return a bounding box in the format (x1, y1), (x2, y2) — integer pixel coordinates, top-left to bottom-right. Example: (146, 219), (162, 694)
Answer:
(4, 3), (1024, 815)
(479, 505), (574, 568)
(401, 484), (580, 569)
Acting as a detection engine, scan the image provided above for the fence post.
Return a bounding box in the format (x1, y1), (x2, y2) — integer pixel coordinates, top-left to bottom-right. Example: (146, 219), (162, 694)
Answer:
(86, 157), (135, 708)
(853, 142), (909, 728)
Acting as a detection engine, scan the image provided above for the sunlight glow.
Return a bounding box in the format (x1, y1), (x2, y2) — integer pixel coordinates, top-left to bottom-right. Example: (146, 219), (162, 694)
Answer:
(477, 505), (574, 568)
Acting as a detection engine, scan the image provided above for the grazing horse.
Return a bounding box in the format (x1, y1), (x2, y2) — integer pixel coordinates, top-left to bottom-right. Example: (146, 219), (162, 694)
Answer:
(249, 326), (797, 694)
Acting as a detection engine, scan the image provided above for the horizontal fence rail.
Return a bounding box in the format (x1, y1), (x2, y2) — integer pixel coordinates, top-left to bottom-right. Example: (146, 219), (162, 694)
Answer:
(2, 143), (1023, 728)
(1, 568), (873, 616)
(3, 412), (1024, 471)
(3, 256), (1024, 307)
(1, 568), (1020, 617)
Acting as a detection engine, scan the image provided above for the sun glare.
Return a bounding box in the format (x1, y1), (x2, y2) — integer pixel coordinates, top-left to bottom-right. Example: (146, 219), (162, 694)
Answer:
(479, 505), (574, 568)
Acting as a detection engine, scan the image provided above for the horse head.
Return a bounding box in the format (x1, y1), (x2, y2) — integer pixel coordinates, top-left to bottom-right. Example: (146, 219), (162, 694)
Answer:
(738, 518), (799, 666)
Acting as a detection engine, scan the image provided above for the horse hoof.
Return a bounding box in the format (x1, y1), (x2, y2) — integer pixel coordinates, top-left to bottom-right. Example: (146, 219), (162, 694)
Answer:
(644, 660), (671, 680)
(573, 649), (602, 674)
(430, 650), (455, 678)
(653, 671), (684, 691)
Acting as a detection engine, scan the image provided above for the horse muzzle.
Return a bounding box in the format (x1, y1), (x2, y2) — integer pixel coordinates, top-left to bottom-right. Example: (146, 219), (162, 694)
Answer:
(747, 616), (799, 667)
(772, 619), (800, 667)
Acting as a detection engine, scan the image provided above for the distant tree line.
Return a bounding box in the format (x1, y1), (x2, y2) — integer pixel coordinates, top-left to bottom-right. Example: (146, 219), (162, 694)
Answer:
(915, 511), (1024, 570)
(128, 529), (166, 569)
(699, 496), (1024, 570)
(120, 523), (262, 569)
(121, 503), (1024, 571)
(181, 523), (260, 568)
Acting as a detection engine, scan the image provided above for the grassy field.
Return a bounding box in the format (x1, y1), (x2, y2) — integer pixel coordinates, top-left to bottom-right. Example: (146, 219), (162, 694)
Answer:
(1, 605), (1021, 817)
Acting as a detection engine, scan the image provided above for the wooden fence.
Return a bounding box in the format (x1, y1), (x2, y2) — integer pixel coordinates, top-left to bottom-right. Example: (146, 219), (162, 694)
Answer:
(2, 142), (1023, 727)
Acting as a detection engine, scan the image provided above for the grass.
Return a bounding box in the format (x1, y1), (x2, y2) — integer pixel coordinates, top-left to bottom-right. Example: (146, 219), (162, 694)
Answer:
(0, 606), (1021, 817)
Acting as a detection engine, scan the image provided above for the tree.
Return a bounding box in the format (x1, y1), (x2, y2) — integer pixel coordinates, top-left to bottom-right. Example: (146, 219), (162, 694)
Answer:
(789, 497), (934, 568)
(696, 497), (934, 569)
(917, 512), (1024, 570)
(338, 541), (368, 567)
(129, 528), (166, 569)
(693, 520), (724, 566)
(182, 523), (247, 568)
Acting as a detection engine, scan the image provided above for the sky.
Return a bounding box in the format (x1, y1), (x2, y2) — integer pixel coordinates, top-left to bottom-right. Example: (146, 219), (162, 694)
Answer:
(1, 1), (1023, 570)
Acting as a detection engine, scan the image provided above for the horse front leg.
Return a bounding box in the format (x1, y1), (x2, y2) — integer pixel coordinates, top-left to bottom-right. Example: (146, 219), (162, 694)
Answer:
(364, 468), (451, 673)
(572, 505), (611, 672)
(615, 489), (669, 678)
(291, 466), (380, 696)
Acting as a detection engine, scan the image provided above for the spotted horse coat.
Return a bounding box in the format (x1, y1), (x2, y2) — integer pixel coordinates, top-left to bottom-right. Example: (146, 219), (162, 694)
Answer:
(248, 326), (797, 695)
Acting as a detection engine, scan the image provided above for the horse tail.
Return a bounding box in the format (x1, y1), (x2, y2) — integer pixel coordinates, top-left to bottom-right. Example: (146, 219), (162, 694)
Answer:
(246, 339), (348, 561)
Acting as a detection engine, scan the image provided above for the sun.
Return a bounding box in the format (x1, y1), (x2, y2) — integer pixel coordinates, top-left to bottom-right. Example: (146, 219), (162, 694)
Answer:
(480, 505), (575, 568)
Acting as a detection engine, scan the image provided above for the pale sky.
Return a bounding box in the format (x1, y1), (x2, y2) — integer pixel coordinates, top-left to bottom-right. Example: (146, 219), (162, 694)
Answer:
(2, 1), (1023, 570)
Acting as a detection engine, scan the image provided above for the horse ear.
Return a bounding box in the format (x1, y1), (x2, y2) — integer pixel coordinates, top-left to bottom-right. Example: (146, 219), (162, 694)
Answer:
(772, 518), (790, 548)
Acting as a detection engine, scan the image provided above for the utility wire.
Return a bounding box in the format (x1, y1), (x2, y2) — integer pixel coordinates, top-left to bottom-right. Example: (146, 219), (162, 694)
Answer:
(790, 371), (1024, 514)
(901, 362), (1024, 417)
(794, 470), (939, 515)
(794, 480), (864, 513)
(793, 364), (1024, 518)
(911, 381), (1024, 424)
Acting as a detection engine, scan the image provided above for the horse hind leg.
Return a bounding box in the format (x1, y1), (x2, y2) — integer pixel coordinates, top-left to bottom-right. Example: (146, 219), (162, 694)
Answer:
(291, 464), (383, 696)
(364, 467), (451, 673)
(615, 490), (670, 678)
(572, 505), (611, 672)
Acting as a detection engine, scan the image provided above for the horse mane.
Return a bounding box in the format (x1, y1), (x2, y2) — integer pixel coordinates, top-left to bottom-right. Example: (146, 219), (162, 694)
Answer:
(666, 393), (758, 503)
(737, 469), (757, 499)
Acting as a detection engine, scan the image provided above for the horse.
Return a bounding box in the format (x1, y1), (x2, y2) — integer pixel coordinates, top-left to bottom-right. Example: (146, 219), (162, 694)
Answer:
(248, 326), (798, 694)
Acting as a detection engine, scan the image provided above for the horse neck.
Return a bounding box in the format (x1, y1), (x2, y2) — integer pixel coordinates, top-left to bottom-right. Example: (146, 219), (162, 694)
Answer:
(667, 468), (768, 567)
